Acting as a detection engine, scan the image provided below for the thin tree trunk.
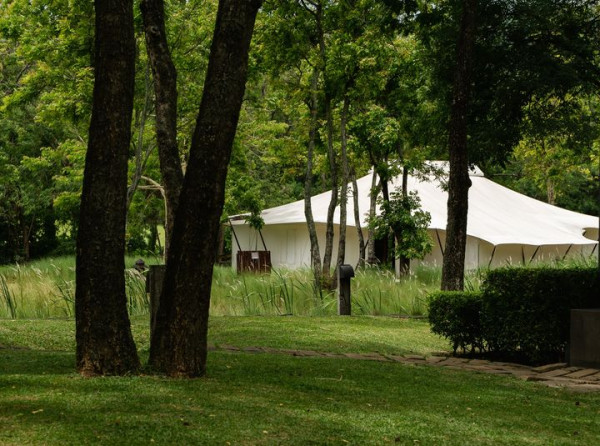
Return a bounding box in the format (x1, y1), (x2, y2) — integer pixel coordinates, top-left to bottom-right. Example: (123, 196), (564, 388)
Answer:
(336, 95), (350, 271)
(149, 0), (262, 377)
(304, 67), (322, 291)
(351, 168), (366, 268)
(75, 0), (139, 376)
(126, 61), (153, 211)
(367, 171), (379, 265)
(397, 167), (410, 275)
(316, 1), (338, 287)
(546, 178), (556, 205)
(141, 0), (184, 260)
(441, 0), (477, 291)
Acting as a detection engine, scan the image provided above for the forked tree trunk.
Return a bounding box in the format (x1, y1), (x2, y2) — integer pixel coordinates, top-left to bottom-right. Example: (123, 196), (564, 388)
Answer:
(149, 0), (262, 377)
(304, 68), (322, 290)
(441, 0), (477, 291)
(75, 0), (139, 375)
(141, 0), (184, 259)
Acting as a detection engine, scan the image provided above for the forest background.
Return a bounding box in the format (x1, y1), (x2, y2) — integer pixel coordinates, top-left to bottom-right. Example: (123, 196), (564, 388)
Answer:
(0, 0), (598, 265)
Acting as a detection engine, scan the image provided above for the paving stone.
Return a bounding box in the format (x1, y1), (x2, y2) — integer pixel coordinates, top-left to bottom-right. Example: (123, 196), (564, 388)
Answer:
(482, 369), (514, 375)
(538, 368), (577, 378)
(567, 384), (600, 393)
(467, 359), (491, 366)
(525, 375), (549, 382)
(218, 344), (240, 351)
(510, 369), (537, 378)
(583, 372), (600, 381)
(243, 346), (264, 353)
(277, 349), (298, 356)
(531, 363), (567, 373)
(425, 356), (446, 364)
(207, 344), (600, 391)
(344, 352), (387, 361)
(564, 369), (600, 379)
(292, 350), (320, 357)
(442, 365), (466, 371)
(386, 355), (407, 363)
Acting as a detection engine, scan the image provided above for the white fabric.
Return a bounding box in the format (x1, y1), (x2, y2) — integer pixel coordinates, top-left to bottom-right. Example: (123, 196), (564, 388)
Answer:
(231, 161), (598, 248)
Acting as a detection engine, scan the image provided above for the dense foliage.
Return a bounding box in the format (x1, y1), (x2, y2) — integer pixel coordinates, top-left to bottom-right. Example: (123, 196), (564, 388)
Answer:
(0, 0), (598, 264)
(428, 266), (600, 364)
(428, 290), (484, 354)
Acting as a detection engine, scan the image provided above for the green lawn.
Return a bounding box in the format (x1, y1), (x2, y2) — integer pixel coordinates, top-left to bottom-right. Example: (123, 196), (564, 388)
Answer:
(1, 317), (599, 445)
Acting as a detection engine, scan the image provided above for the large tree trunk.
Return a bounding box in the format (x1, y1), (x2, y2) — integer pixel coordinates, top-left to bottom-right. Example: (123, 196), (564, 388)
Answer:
(75, 0), (139, 376)
(336, 95), (350, 271)
(149, 0), (262, 377)
(441, 0), (477, 291)
(304, 68), (322, 291)
(140, 0), (184, 260)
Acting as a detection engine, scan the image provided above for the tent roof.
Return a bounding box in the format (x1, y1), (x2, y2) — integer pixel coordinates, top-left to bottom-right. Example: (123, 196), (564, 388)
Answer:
(231, 161), (598, 247)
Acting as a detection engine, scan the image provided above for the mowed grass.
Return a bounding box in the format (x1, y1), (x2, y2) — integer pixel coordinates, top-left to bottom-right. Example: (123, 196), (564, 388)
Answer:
(1, 318), (599, 445)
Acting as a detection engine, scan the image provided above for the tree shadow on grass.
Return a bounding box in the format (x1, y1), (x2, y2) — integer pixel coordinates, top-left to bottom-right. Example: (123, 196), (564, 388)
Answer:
(0, 349), (75, 375)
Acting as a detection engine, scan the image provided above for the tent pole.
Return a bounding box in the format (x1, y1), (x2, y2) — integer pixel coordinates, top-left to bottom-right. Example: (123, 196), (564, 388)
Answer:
(228, 218), (242, 251)
(435, 229), (445, 256)
(529, 246), (540, 264)
(258, 228), (268, 251)
(562, 244), (573, 261)
(487, 246), (496, 268)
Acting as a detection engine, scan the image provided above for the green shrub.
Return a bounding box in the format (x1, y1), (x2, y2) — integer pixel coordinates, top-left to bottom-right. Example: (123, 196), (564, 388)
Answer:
(428, 291), (485, 354)
(481, 266), (599, 364)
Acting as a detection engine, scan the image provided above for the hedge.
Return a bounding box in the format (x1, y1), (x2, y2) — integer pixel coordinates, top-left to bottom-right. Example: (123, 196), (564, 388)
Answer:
(428, 291), (484, 354)
(482, 266), (599, 364)
(428, 266), (599, 364)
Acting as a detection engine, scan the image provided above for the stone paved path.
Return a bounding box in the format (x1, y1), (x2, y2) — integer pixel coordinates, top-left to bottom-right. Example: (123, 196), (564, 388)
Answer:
(209, 344), (600, 392)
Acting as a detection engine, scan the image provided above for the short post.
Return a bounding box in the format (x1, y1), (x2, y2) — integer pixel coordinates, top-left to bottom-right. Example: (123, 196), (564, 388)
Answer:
(146, 265), (166, 338)
(338, 264), (354, 316)
(569, 309), (600, 368)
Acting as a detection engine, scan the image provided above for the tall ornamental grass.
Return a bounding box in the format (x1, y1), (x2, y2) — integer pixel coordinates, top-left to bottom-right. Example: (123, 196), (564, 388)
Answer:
(0, 256), (460, 318)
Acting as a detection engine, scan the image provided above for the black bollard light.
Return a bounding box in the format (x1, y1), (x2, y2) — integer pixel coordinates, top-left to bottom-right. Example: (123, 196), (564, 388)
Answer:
(338, 264), (355, 315)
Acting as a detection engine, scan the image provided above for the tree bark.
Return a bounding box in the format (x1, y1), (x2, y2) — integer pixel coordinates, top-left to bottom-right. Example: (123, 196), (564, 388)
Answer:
(141, 0), (184, 259)
(149, 0), (262, 377)
(315, 1), (338, 287)
(397, 167), (410, 275)
(367, 171), (379, 265)
(351, 168), (366, 268)
(336, 95), (350, 271)
(126, 61), (153, 212)
(75, 0), (139, 375)
(441, 0), (477, 291)
(304, 68), (322, 291)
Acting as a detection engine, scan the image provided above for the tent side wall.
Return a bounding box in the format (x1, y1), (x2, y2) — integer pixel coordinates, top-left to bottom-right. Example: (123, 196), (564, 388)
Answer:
(232, 223), (597, 272)
(412, 231), (480, 270)
(231, 223), (367, 270)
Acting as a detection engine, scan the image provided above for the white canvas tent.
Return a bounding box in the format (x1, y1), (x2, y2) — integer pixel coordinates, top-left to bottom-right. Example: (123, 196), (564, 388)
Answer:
(230, 161), (598, 271)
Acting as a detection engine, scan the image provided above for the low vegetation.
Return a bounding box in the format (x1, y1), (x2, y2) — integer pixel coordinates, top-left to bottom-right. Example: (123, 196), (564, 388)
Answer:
(1, 317), (599, 445)
(0, 257), (483, 318)
(428, 264), (599, 364)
